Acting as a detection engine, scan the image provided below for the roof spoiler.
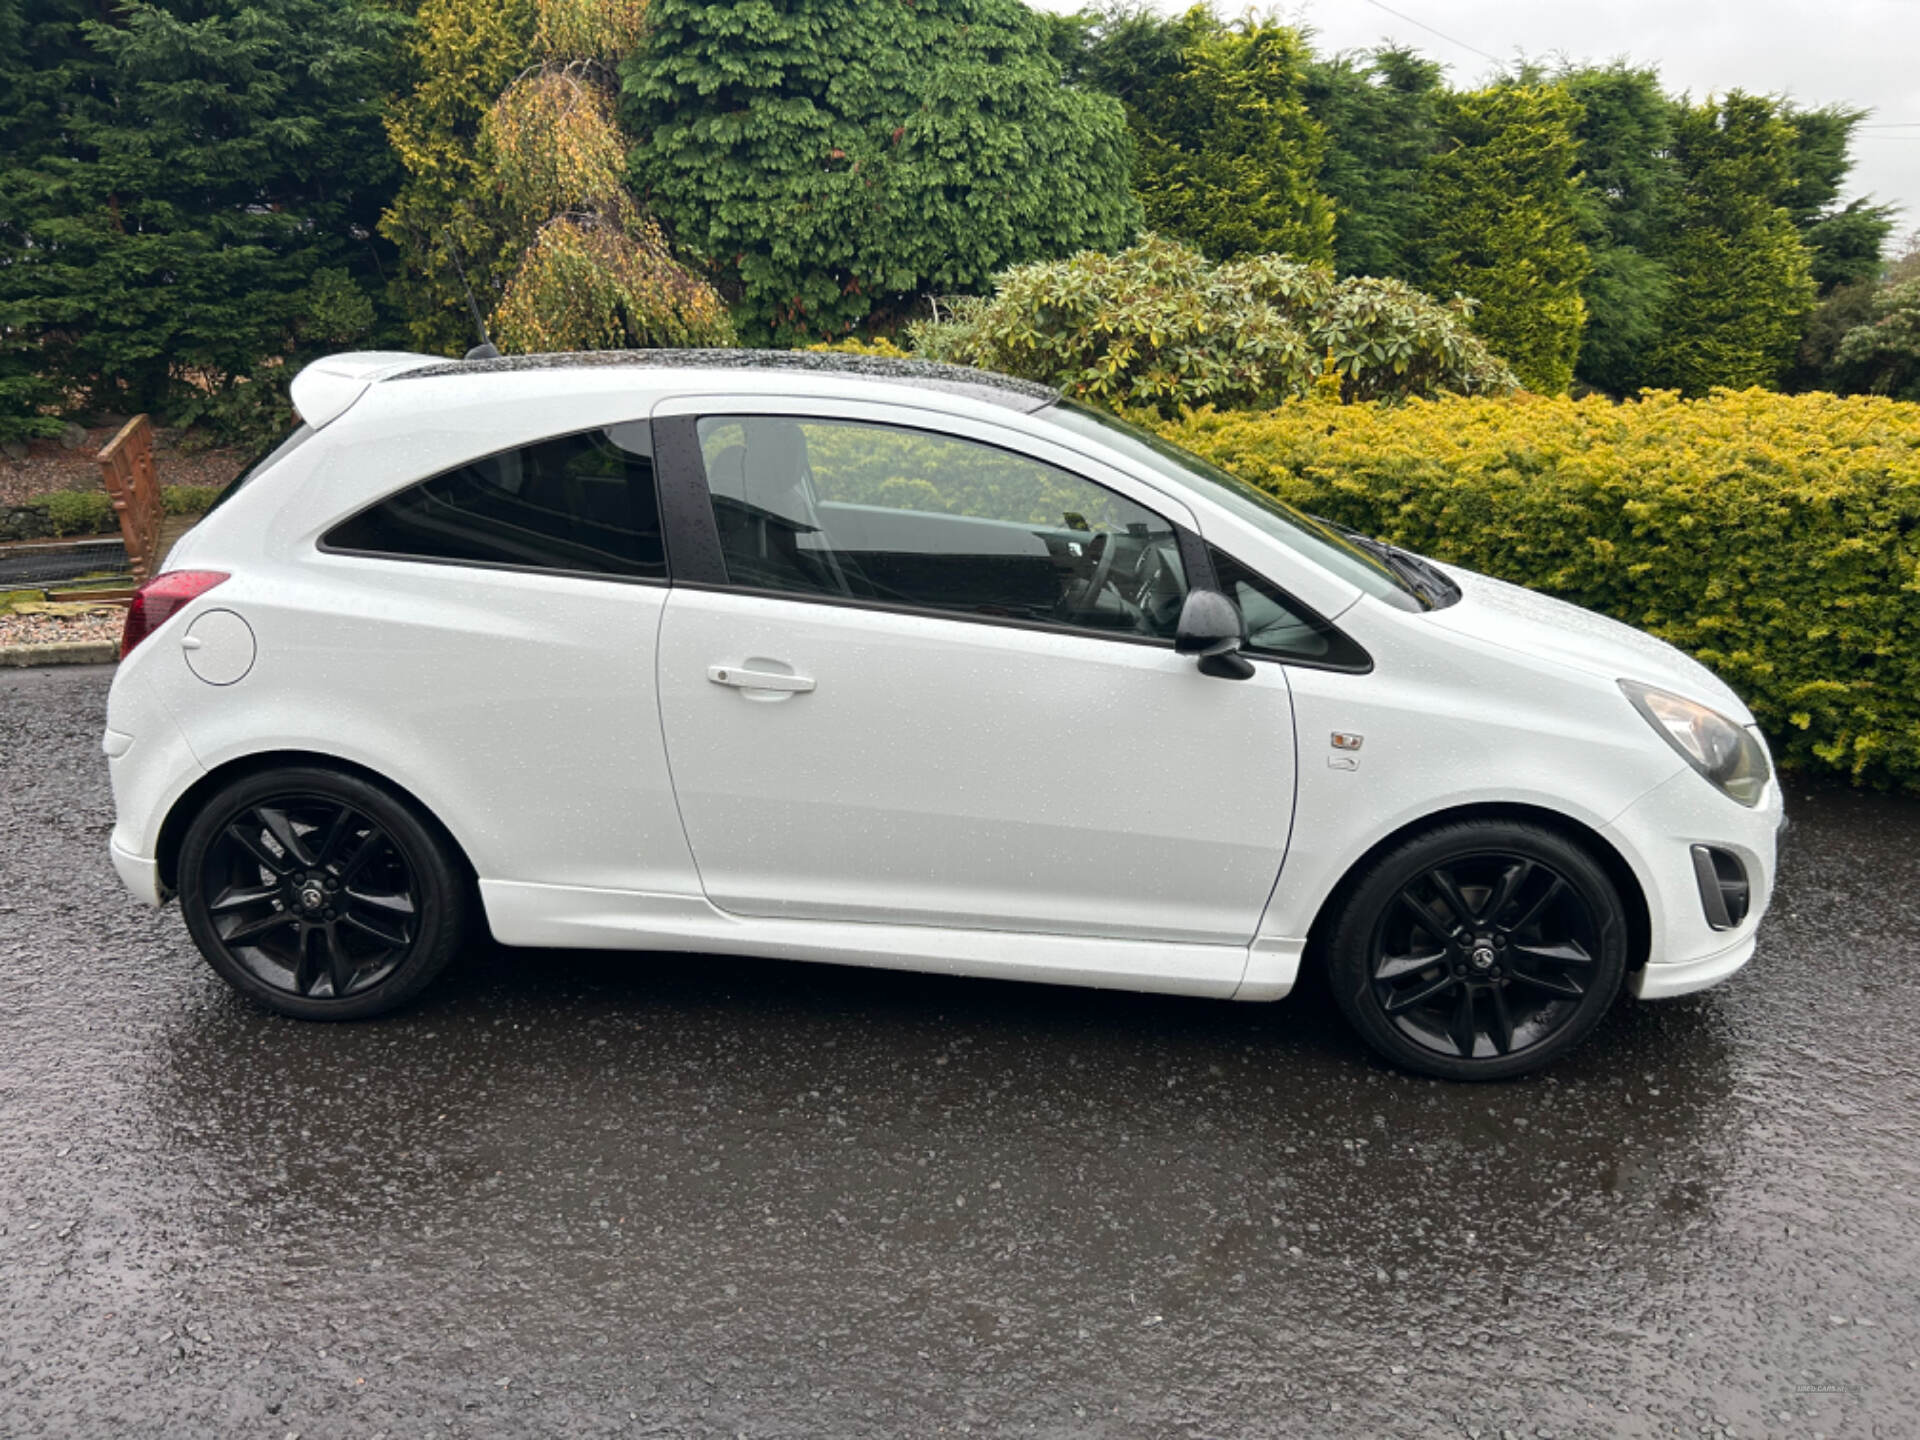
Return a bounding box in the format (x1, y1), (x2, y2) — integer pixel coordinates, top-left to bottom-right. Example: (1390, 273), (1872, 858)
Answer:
(288, 351), (445, 430)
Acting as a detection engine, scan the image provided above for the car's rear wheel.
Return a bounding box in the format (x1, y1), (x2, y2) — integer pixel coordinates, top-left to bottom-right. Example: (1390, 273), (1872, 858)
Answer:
(177, 766), (467, 1019)
(1325, 820), (1628, 1080)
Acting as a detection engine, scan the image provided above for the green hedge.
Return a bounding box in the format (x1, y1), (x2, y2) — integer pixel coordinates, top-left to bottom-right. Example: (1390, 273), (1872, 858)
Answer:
(37, 490), (115, 538)
(164, 485), (224, 516)
(1149, 388), (1920, 789)
(17, 484), (225, 538)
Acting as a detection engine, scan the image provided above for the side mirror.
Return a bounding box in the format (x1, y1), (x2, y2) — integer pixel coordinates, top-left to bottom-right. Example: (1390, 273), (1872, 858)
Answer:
(1175, 589), (1255, 680)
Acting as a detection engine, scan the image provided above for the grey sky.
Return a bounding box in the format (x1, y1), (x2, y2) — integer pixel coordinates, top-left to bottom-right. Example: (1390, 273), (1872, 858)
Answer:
(1029, 0), (1920, 242)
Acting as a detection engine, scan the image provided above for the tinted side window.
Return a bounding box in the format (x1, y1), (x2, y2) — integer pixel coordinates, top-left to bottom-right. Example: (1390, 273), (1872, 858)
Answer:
(1211, 546), (1371, 672)
(325, 423), (666, 579)
(694, 416), (1189, 640)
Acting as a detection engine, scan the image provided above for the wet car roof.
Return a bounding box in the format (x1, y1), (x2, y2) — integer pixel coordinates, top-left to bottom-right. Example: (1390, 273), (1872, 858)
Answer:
(392, 348), (1060, 413)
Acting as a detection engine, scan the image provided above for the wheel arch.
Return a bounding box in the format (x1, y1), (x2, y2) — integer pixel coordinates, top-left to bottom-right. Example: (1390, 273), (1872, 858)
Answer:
(1300, 801), (1652, 975)
(156, 749), (480, 896)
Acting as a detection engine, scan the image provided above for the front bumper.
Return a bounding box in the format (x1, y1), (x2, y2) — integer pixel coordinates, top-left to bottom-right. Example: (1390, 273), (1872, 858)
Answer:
(1629, 932), (1755, 999)
(1602, 764), (1783, 1000)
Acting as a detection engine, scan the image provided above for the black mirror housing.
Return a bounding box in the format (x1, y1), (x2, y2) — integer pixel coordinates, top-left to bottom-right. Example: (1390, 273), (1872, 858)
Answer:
(1176, 589), (1255, 679)
(1175, 588), (1243, 655)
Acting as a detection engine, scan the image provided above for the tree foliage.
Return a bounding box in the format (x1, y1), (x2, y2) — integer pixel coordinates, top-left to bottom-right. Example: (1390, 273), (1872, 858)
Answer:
(1420, 84), (1591, 394)
(532, 0), (644, 60)
(380, 0), (537, 354)
(1797, 196), (1898, 296)
(1645, 93), (1818, 395)
(1781, 105), (1895, 293)
(492, 214), (734, 351)
(4, 0), (1903, 432)
(1827, 276), (1920, 401)
(1789, 279), (1879, 392)
(387, 0), (732, 355)
(1551, 63), (1675, 395)
(1799, 237), (1920, 395)
(1077, 5), (1334, 263)
(909, 234), (1513, 414)
(620, 0), (1140, 344)
(0, 0), (83, 443)
(1307, 46), (1445, 281)
(483, 62), (631, 227)
(1, 0), (403, 440)
(1060, 24), (1893, 399)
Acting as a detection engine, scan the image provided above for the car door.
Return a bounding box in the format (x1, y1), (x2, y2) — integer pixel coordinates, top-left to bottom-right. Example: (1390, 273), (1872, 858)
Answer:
(650, 397), (1298, 946)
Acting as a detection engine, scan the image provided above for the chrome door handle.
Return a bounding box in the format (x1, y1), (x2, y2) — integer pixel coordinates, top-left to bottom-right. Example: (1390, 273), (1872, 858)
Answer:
(708, 664), (815, 693)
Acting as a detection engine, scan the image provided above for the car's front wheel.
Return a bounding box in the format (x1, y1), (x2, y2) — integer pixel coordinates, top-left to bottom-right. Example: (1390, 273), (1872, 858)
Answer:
(177, 765), (468, 1020)
(1325, 820), (1629, 1080)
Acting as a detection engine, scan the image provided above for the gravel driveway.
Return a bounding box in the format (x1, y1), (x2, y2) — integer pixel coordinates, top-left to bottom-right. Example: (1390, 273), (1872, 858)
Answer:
(3, 664), (1916, 1438)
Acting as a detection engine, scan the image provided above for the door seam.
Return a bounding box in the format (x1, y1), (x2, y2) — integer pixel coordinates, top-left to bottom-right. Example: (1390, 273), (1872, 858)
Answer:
(1239, 662), (1301, 994)
(651, 593), (711, 898)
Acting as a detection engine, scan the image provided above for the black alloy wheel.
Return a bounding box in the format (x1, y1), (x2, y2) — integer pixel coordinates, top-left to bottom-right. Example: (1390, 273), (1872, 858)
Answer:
(1326, 820), (1629, 1080)
(178, 766), (467, 1019)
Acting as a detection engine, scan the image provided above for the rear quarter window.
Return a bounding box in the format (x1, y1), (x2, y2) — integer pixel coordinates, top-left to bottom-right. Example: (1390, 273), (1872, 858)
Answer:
(322, 423), (666, 579)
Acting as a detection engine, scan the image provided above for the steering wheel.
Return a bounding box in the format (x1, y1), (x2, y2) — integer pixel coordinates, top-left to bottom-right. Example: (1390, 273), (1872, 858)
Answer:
(1129, 541), (1174, 617)
(1062, 530), (1121, 622)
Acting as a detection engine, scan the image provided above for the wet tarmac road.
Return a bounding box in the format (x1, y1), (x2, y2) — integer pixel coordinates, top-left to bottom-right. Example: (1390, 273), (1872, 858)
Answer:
(3, 664), (1917, 1439)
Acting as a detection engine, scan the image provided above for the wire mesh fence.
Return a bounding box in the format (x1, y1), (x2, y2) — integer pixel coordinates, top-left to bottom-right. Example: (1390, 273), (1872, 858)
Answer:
(0, 538), (133, 589)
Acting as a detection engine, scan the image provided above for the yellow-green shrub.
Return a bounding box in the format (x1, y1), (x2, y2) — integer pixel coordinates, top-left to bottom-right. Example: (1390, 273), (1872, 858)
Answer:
(1150, 388), (1920, 789)
(803, 337), (913, 359)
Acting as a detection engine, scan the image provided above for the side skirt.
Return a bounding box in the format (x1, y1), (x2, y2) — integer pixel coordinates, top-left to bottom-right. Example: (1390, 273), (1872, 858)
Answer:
(1236, 935), (1307, 1002)
(480, 879), (1253, 1000)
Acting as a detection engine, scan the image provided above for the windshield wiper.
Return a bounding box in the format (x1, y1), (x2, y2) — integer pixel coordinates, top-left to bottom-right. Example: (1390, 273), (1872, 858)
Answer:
(1320, 523), (1460, 610)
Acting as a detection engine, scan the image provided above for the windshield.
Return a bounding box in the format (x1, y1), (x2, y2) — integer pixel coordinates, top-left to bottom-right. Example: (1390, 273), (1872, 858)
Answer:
(1043, 400), (1425, 611)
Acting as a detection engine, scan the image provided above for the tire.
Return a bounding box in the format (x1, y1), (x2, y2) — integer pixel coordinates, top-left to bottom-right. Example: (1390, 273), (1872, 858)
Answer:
(1325, 819), (1628, 1081)
(177, 765), (468, 1020)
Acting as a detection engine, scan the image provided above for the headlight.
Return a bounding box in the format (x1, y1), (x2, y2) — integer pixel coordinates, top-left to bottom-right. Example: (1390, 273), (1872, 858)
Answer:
(1620, 680), (1771, 807)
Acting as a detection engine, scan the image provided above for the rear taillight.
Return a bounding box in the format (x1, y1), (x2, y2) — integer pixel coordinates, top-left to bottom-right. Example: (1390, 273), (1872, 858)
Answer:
(121, 570), (230, 659)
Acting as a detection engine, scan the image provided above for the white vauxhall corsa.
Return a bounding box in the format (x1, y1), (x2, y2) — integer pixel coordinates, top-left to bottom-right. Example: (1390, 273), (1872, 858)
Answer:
(103, 350), (1782, 1080)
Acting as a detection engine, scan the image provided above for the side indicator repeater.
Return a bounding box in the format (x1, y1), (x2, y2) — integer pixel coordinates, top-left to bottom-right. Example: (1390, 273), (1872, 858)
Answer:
(1331, 732), (1364, 751)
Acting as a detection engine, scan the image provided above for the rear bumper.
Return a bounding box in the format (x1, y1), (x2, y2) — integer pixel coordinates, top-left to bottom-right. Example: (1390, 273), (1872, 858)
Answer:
(110, 833), (166, 907)
(103, 655), (204, 908)
(1629, 933), (1754, 999)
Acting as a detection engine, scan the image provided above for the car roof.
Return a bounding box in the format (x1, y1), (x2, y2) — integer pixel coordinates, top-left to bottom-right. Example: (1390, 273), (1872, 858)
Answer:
(391, 349), (1060, 413)
(291, 349), (1059, 432)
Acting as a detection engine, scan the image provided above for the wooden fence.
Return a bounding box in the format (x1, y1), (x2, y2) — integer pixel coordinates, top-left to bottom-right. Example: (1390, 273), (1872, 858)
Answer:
(96, 414), (162, 583)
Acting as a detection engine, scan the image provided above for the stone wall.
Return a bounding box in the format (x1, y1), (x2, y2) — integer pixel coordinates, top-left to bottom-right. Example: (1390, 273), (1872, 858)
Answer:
(3, 503), (57, 543)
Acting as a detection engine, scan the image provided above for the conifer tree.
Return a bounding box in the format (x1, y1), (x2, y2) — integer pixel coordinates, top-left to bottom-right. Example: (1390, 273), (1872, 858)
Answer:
(1308, 46), (1445, 281)
(1779, 105), (1893, 294)
(1421, 84), (1591, 394)
(1100, 7), (1336, 263)
(0, 0), (91, 443)
(0, 0), (403, 438)
(1554, 63), (1675, 396)
(1646, 93), (1817, 394)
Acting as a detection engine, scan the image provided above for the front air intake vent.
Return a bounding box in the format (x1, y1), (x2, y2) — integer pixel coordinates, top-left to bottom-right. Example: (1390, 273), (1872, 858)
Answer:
(1690, 845), (1751, 931)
